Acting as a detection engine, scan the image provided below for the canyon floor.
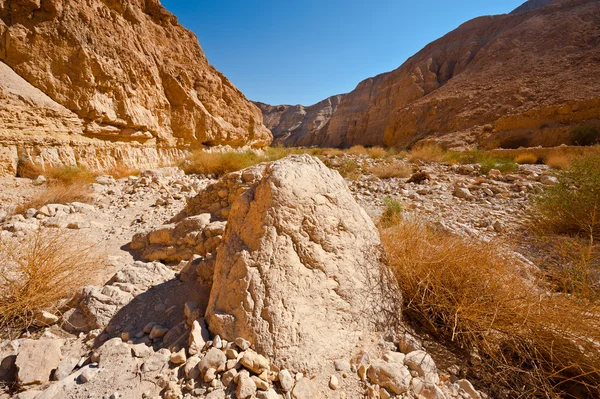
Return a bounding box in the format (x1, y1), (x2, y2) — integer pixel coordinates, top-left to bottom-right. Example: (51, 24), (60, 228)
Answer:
(0, 150), (585, 399)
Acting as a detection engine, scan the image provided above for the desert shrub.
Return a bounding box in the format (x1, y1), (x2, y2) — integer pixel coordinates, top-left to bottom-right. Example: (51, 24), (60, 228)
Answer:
(322, 148), (345, 157)
(16, 158), (43, 179)
(499, 134), (531, 149)
(570, 125), (600, 146)
(515, 153), (539, 164)
(369, 161), (411, 179)
(105, 164), (140, 179)
(366, 147), (389, 159)
(544, 153), (572, 170)
(335, 159), (360, 180)
(379, 198), (403, 228)
(0, 230), (101, 336)
(347, 145), (369, 156)
(408, 142), (446, 163)
(381, 219), (600, 398)
(14, 181), (92, 215)
(479, 156), (518, 174)
(533, 155), (600, 239)
(45, 165), (96, 185)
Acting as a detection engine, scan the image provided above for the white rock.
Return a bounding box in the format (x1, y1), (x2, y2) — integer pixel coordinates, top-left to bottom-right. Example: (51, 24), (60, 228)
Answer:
(206, 155), (394, 372)
(404, 350), (439, 384)
(15, 339), (63, 386)
(367, 360), (412, 395)
(236, 374), (257, 399)
(240, 351), (269, 374)
(329, 375), (339, 390)
(278, 369), (294, 392)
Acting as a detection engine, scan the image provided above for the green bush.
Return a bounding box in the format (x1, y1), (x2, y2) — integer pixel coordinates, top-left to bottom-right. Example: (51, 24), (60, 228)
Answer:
(570, 126), (600, 146)
(379, 198), (403, 227)
(533, 155), (600, 239)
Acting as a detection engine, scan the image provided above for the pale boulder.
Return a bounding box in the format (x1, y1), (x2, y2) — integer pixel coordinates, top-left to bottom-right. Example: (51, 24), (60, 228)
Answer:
(15, 339), (63, 386)
(206, 155), (393, 373)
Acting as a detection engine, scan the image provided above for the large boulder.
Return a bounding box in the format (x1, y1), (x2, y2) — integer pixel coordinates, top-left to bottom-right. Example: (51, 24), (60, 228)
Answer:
(206, 155), (394, 372)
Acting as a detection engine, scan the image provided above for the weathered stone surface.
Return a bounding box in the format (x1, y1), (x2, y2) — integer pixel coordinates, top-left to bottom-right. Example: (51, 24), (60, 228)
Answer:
(0, 1), (271, 150)
(367, 360), (412, 395)
(404, 350), (439, 384)
(15, 339), (63, 386)
(206, 155), (393, 372)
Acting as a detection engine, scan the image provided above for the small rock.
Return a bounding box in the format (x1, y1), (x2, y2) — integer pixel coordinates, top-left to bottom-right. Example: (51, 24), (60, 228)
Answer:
(199, 348), (227, 374)
(404, 350), (439, 384)
(189, 319), (210, 355)
(204, 367), (217, 383)
(236, 374), (257, 399)
(252, 375), (269, 390)
(170, 348), (186, 365)
(79, 367), (96, 383)
(540, 175), (558, 185)
(291, 378), (317, 399)
(278, 369), (294, 392)
(329, 375), (339, 390)
(34, 310), (59, 326)
(149, 325), (168, 340)
(367, 360), (411, 395)
(240, 351), (269, 374)
(235, 337), (251, 351)
(256, 389), (279, 399)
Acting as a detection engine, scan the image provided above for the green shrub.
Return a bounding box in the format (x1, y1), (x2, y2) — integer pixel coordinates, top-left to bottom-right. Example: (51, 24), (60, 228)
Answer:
(533, 155), (600, 239)
(570, 126), (600, 146)
(379, 198), (403, 227)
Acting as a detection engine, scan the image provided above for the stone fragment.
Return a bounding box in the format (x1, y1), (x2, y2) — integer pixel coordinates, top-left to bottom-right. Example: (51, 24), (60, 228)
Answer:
(278, 369), (294, 392)
(170, 348), (186, 365)
(291, 378), (319, 399)
(404, 350), (439, 384)
(15, 339), (63, 386)
(240, 351), (269, 374)
(367, 360), (412, 394)
(236, 374), (257, 399)
(198, 348), (227, 374)
(189, 319), (210, 355)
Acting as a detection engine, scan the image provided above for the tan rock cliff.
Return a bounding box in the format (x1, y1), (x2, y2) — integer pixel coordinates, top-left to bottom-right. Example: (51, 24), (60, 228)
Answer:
(0, 0), (271, 175)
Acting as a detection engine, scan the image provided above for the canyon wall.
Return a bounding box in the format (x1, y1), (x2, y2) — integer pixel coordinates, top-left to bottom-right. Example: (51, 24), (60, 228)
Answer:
(0, 0), (272, 176)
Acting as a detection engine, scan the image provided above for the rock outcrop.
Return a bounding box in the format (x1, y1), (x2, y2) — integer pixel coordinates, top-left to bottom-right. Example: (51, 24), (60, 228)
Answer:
(205, 155), (393, 373)
(258, 0), (600, 149)
(255, 95), (345, 147)
(0, 0), (271, 176)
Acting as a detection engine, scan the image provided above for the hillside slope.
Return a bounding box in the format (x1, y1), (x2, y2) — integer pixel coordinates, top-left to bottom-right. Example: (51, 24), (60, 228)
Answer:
(259, 0), (600, 149)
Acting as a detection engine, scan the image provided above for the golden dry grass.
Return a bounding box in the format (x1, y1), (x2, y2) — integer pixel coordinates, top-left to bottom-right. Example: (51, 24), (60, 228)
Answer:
(545, 154), (573, 170)
(0, 230), (102, 336)
(381, 219), (600, 398)
(369, 161), (412, 179)
(408, 142), (446, 163)
(366, 147), (389, 159)
(181, 148), (297, 176)
(14, 182), (92, 215)
(104, 164), (140, 179)
(322, 148), (345, 157)
(515, 152), (539, 164)
(347, 145), (369, 156)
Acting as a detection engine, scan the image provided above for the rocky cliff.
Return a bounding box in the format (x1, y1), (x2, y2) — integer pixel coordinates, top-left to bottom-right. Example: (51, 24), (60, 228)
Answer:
(255, 95), (345, 147)
(0, 0), (271, 175)
(259, 0), (600, 149)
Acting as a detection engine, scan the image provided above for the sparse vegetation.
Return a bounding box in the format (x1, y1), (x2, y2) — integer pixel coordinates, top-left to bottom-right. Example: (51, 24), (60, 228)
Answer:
(381, 219), (600, 398)
(369, 161), (411, 179)
(14, 182), (92, 215)
(515, 152), (539, 164)
(532, 154), (600, 239)
(408, 142), (446, 163)
(335, 159), (361, 180)
(0, 230), (102, 337)
(379, 198), (403, 228)
(447, 150), (518, 174)
(104, 164), (140, 180)
(181, 148), (297, 177)
(545, 153), (573, 170)
(347, 145), (369, 156)
(570, 125), (600, 146)
(366, 146), (389, 159)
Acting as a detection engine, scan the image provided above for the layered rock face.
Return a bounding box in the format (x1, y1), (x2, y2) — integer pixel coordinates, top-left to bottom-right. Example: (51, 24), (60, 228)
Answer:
(255, 95), (345, 147)
(205, 155), (392, 373)
(0, 0), (271, 175)
(259, 0), (600, 149)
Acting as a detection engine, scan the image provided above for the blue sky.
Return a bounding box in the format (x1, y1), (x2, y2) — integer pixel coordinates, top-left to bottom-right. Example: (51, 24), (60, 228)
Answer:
(161, 0), (525, 106)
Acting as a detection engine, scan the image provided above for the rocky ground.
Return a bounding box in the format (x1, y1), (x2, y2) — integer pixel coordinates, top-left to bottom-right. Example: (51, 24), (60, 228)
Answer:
(0, 153), (557, 399)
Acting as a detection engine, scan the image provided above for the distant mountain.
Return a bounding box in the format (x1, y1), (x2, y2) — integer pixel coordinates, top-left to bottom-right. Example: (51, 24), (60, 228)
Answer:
(254, 95), (345, 147)
(258, 0), (600, 149)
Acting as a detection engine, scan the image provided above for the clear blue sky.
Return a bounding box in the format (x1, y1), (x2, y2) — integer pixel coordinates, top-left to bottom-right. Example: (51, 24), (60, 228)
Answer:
(161, 0), (525, 106)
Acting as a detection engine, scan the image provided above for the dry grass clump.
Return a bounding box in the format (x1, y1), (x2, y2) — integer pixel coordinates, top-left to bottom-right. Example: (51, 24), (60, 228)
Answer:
(14, 183), (92, 215)
(0, 230), (101, 336)
(322, 148), (345, 157)
(515, 152), (539, 164)
(335, 159), (361, 180)
(545, 153), (573, 170)
(366, 147), (389, 159)
(408, 142), (446, 163)
(381, 219), (600, 398)
(369, 161), (411, 179)
(347, 145), (369, 156)
(104, 164), (140, 179)
(379, 198), (403, 228)
(182, 148), (296, 177)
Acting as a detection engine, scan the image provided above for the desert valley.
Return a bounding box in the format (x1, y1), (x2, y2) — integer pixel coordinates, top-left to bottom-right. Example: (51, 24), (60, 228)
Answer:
(0, 0), (599, 398)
